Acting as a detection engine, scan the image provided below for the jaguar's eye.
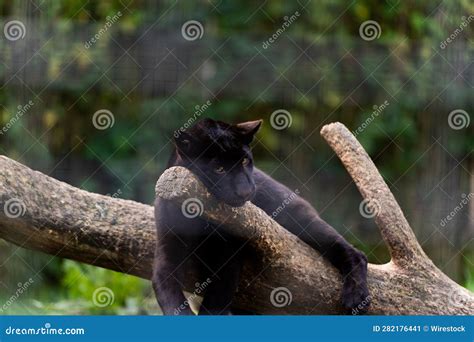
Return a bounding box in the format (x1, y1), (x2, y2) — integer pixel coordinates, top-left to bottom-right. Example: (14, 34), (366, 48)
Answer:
(242, 157), (250, 166)
(215, 166), (225, 174)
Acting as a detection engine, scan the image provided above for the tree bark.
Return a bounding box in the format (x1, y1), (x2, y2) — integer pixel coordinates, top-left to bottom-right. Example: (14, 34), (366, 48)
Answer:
(0, 122), (472, 314)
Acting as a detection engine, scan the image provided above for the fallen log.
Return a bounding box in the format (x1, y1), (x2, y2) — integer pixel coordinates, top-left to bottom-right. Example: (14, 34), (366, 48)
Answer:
(0, 122), (472, 314)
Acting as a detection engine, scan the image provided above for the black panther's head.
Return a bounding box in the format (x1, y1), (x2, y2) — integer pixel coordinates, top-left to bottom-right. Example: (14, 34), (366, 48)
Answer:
(173, 118), (262, 207)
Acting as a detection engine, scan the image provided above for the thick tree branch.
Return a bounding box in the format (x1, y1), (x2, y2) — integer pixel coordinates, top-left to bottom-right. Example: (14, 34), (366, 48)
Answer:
(0, 156), (155, 279)
(0, 122), (473, 314)
(321, 123), (427, 266)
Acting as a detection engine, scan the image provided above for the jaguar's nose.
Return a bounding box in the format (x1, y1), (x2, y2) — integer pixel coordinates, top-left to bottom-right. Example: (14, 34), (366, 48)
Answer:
(235, 187), (254, 201)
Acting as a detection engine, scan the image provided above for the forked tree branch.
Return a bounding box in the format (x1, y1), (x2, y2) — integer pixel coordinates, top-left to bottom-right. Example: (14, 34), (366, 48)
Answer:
(320, 123), (429, 267)
(0, 123), (472, 314)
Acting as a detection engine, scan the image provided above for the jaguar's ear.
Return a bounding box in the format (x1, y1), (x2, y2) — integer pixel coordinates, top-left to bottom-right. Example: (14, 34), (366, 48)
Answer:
(235, 119), (262, 144)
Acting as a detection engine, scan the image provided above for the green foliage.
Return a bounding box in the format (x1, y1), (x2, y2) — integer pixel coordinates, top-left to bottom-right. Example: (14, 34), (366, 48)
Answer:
(463, 253), (474, 292)
(59, 260), (148, 314)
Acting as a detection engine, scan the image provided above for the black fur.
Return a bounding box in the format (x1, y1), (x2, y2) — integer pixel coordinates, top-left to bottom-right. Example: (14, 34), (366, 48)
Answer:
(152, 118), (370, 315)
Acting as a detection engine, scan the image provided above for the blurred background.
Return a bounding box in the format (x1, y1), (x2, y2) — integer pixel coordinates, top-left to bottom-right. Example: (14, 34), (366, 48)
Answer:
(0, 0), (472, 314)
